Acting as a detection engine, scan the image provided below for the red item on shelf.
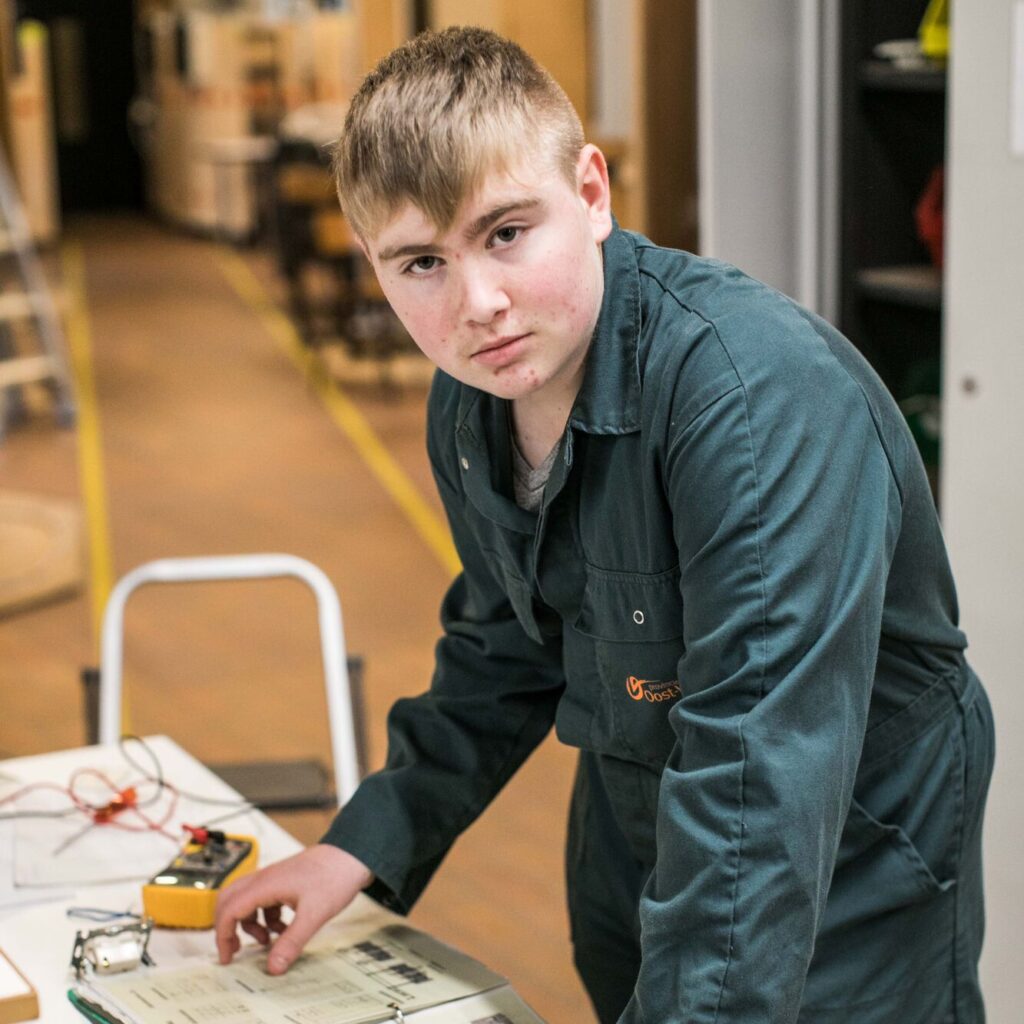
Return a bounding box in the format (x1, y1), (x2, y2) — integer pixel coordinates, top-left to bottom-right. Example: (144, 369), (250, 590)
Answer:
(915, 164), (945, 268)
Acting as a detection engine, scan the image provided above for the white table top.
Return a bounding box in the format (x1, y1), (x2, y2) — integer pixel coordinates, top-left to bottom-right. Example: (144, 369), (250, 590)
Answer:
(0, 738), (549, 1024)
(0, 736), (386, 1022)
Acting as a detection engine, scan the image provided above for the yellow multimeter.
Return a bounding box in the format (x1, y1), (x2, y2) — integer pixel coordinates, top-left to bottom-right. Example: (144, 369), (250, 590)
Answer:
(142, 831), (258, 929)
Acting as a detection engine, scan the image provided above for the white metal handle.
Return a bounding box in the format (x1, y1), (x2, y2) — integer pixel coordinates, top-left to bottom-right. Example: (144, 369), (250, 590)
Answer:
(98, 554), (358, 805)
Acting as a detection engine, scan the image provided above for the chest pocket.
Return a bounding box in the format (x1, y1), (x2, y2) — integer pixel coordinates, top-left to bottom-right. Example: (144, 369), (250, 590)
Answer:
(574, 563), (685, 642)
(572, 563), (686, 764)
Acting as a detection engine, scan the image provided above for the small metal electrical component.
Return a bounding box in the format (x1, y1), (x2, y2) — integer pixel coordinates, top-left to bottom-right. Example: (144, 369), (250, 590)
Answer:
(70, 919), (154, 979)
(141, 830), (258, 928)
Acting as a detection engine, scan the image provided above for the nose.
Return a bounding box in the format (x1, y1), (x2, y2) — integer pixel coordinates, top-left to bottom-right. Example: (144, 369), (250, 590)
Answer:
(458, 260), (510, 326)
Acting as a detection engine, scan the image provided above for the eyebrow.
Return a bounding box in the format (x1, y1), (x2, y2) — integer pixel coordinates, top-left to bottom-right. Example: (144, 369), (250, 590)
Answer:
(376, 198), (542, 263)
(465, 199), (541, 242)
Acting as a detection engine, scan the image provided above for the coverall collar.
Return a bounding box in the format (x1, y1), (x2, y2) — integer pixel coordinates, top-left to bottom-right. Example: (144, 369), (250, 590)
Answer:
(568, 221), (643, 436)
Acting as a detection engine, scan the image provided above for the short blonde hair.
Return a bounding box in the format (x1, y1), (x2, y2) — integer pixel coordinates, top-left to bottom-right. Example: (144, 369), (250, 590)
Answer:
(332, 26), (584, 240)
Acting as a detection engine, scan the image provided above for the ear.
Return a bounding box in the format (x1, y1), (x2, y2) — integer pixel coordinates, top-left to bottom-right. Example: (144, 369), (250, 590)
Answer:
(576, 144), (613, 244)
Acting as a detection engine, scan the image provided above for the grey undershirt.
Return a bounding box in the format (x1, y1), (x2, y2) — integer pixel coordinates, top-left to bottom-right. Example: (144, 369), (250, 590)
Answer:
(511, 431), (559, 512)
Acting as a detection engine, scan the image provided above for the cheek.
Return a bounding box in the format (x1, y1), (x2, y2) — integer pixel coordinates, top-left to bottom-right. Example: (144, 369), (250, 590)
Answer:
(523, 262), (595, 330)
(387, 299), (450, 358)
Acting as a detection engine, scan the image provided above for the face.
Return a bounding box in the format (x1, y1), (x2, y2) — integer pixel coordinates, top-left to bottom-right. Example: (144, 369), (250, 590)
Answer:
(363, 145), (613, 405)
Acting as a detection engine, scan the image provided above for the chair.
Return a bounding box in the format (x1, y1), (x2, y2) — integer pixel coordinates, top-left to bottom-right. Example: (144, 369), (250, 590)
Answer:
(96, 553), (360, 807)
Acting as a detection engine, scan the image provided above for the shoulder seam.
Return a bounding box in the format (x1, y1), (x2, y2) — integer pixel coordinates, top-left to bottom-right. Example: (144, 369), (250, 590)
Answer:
(643, 266), (906, 506)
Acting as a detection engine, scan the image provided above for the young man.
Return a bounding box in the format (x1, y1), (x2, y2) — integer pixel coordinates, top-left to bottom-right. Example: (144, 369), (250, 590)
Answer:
(216, 27), (994, 1024)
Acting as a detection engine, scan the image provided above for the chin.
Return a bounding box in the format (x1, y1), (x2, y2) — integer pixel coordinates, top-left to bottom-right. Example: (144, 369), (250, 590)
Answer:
(486, 372), (546, 401)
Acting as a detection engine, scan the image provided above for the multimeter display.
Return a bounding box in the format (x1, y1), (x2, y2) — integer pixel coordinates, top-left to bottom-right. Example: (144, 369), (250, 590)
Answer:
(158, 838), (252, 886)
(143, 834), (258, 928)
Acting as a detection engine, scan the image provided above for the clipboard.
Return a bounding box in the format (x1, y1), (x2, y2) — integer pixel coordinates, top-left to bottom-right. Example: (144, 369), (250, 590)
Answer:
(0, 947), (38, 1024)
(65, 924), (546, 1024)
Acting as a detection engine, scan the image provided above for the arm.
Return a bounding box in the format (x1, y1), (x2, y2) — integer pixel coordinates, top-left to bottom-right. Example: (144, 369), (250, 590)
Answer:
(321, 452), (566, 911)
(217, 456), (563, 969)
(624, 351), (900, 1022)
(217, 443), (563, 969)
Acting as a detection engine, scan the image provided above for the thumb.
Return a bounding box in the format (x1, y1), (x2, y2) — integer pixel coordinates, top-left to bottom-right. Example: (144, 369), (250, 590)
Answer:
(265, 907), (326, 975)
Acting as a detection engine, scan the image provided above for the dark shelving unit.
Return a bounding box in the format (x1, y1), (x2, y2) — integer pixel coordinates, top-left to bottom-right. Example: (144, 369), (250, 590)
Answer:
(859, 60), (946, 94)
(839, 1), (946, 480)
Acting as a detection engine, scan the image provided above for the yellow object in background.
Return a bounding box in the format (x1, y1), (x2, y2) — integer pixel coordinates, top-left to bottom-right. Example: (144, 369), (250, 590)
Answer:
(8, 20), (60, 243)
(919, 0), (950, 60)
(142, 833), (258, 929)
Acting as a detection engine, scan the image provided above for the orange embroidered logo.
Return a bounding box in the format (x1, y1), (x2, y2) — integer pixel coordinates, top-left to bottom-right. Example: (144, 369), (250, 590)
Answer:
(626, 676), (682, 703)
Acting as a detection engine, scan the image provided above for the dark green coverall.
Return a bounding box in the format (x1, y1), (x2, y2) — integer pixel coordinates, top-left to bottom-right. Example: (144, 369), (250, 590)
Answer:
(324, 225), (995, 1023)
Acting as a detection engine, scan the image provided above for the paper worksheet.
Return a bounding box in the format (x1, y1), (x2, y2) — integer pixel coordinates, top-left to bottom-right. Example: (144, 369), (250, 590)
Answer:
(80, 924), (511, 1024)
(0, 772), (77, 908)
(0, 827), (75, 910)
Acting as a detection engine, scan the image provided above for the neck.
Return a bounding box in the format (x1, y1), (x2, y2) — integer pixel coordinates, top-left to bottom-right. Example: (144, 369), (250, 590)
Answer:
(511, 374), (581, 468)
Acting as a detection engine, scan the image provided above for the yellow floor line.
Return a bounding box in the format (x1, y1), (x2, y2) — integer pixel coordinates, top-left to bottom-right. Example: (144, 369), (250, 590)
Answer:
(213, 248), (461, 579)
(61, 239), (116, 647)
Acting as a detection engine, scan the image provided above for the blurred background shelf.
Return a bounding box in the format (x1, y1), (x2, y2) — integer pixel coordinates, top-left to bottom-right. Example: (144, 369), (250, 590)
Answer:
(859, 60), (946, 93)
(857, 264), (942, 310)
(839, 1), (948, 489)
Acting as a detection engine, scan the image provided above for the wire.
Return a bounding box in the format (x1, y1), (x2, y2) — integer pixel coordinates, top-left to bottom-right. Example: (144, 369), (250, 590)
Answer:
(66, 907), (141, 923)
(199, 804), (256, 829)
(0, 749), (177, 837)
(66, 766), (179, 839)
(0, 781), (87, 822)
(115, 735), (168, 810)
(0, 735), (251, 839)
(0, 807), (81, 821)
(0, 780), (81, 808)
(118, 735), (253, 810)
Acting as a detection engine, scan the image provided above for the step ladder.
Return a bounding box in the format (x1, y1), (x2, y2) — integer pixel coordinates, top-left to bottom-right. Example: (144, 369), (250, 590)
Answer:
(0, 140), (75, 437)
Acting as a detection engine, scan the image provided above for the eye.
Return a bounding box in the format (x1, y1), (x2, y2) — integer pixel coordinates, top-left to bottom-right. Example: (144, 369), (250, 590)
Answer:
(489, 224), (522, 247)
(403, 255), (442, 276)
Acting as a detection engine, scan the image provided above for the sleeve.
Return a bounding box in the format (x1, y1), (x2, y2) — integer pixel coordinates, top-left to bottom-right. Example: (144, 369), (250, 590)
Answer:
(622, 350), (901, 1022)
(320, 424), (565, 913)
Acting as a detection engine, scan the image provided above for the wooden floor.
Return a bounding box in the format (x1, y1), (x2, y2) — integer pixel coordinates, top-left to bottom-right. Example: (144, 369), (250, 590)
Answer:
(0, 215), (594, 1022)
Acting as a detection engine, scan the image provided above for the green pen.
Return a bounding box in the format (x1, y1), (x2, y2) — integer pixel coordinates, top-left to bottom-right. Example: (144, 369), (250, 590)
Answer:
(67, 988), (125, 1024)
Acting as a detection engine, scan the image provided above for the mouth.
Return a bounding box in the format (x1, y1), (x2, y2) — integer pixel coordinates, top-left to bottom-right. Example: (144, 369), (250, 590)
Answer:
(472, 334), (529, 358)
(470, 333), (531, 369)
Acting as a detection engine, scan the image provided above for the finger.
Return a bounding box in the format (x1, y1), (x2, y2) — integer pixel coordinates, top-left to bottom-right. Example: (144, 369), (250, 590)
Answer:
(216, 916), (241, 965)
(215, 900), (243, 963)
(219, 932), (240, 964)
(214, 874), (266, 963)
(265, 909), (329, 975)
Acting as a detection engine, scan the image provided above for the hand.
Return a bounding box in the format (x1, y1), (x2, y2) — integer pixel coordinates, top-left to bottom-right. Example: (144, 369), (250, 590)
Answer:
(214, 843), (373, 974)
